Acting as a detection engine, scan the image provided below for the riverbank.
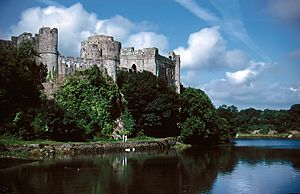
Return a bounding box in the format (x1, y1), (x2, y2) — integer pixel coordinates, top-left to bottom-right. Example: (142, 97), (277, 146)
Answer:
(0, 137), (176, 160)
(236, 133), (300, 139)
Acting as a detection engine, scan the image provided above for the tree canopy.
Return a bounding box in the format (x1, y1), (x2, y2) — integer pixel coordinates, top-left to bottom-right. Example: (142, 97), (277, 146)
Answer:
(179, 87), (234, 145)
(117, 70), (180, 137)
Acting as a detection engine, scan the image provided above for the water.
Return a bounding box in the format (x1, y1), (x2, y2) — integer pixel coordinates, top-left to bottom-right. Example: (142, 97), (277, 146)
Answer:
(1, 139), (300, 194)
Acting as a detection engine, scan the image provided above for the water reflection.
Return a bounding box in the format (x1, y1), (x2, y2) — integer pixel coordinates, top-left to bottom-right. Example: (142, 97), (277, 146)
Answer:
(1, 141), (300, 194)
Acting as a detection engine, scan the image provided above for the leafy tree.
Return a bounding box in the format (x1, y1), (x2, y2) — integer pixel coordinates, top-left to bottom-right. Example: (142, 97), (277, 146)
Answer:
(217, 104), (238, 132)
(0, 41), (47, 138)
(117, 70), (180, 137)
(54, 65), (120, 139)
(179, 87), (234, 144)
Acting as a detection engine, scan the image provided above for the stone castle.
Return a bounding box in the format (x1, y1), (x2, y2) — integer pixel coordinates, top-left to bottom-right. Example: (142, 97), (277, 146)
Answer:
(0, 27), (180, 93)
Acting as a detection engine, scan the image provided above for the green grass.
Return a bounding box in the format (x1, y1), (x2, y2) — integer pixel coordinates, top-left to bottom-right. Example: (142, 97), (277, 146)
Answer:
(128, 136), (157, 142)
(172, 141), (191, 150)
(0, 135), (163, 145)
(236, 133), (291, 138)
(0, 136), (61, 145)
(0, 150), (31, 158)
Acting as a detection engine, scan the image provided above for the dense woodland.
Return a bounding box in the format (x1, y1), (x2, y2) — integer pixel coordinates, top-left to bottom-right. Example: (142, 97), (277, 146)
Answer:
(0, 42), (299, 145)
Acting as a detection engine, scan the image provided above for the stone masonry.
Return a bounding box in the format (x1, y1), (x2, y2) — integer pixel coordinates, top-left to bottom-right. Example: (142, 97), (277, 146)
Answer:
(0, 27), (181, 93)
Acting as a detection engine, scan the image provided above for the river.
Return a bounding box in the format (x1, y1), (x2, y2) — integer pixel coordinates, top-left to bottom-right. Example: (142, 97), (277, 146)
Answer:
(1, 139), (300, 194)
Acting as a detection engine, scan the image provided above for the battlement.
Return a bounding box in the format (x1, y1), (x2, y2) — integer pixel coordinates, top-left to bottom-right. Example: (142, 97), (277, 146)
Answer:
(121, 47), (158, 56)
(86, 34), (115, 42)
(39, 27), (58, 35)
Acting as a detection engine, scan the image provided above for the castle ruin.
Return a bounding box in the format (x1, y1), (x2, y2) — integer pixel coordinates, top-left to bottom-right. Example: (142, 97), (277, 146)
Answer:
(0, 27), (180, 93)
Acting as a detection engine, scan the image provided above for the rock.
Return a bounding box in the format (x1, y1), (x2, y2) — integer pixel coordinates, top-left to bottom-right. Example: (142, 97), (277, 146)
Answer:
(291, 130), (300, 135)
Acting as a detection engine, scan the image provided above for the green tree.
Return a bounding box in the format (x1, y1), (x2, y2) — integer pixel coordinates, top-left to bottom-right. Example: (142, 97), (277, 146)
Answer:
(179, 87), (233, 144)
(217, 104), (238, 133)
(117, 70), (180, 137)
(0, 40), (47, 137)
(54, 65), (120, 139)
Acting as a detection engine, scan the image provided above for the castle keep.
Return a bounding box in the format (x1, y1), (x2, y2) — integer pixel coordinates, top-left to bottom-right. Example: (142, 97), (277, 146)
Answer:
(0, 27), (180, 93)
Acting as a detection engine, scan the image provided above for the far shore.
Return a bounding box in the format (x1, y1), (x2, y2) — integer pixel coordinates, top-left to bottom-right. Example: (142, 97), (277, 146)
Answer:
(235, 133), (300, 139)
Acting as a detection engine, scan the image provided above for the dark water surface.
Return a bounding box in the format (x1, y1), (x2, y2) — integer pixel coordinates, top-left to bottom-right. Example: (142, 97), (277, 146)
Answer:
(1, 139), (300, 194)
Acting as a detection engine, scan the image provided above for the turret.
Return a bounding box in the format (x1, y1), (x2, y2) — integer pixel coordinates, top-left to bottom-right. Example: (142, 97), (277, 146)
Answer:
(169, 51), (181, 93)
(36, 27), (58, 76)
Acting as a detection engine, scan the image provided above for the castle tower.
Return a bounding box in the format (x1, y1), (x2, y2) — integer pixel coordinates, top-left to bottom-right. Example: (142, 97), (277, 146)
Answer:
(80, 35), (121, 60)
(80, 35), (121, 80)
(169, 52), (181, 93)
(36, 27), (58, 76)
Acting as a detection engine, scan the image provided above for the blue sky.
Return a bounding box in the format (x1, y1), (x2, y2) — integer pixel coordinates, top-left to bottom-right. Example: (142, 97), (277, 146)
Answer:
(0, 0), (299, 110)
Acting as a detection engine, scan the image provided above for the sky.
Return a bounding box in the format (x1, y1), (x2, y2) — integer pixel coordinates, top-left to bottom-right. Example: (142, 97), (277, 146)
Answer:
(0, 0), (299, 110)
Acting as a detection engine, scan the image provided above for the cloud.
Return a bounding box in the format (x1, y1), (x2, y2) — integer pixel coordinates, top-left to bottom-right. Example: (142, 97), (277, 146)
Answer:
(202, 61), (300, 109)
(10, 3), (168, 56)
(226, 61), (265, 84)
(174, 26), (248, 70)
(269, 0), (300, 21)
(125, 32), (169, 53)
(289, 49), (300, 60)
(175, 26), (297, 109)
(175, 0), (220, 24)
(175, 0), (268, 61)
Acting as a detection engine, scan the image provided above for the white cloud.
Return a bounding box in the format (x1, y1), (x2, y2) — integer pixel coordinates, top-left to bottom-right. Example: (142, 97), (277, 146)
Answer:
(10, 3), (168, 56)
(226, 61), (265, 84)
(175, 0), (220, 24)
(201, 61), (300, 109)
(225, 49), (249, 69)
(175, 26), (248, 70)
(289, 49), (300, 60)
(125, 32), (169, 54)
(269, 0), (300, 21)
(176, 0), (268, 61)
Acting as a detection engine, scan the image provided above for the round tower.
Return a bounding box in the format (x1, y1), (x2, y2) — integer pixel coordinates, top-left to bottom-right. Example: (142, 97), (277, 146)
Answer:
(80, 35), (121, 60)
(37, 27), (58, 76)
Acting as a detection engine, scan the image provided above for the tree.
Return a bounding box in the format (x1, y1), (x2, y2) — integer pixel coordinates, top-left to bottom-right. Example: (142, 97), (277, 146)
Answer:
(117, 70), (180, 137)
(179, 87), (234, 144)
(0, 40), (47, 137)
(217, 104), (238, 133)
(54, 65), (120, 139)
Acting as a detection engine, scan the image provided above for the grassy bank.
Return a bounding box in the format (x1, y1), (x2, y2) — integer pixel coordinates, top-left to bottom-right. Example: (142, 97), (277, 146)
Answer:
(0, 135), (157, 145)
(236, 133), (300, 139)
(0, 136), (177, 160)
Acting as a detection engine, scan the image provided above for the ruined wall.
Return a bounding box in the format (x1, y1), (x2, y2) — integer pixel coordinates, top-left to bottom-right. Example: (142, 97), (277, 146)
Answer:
(36, 27), (58, 73)
(168, 52), (181, 93)
(58, 56), (104, 75)
(0, 39), (15, 49)
(120, 47), (158, 75)
(120, 47), (180, 92)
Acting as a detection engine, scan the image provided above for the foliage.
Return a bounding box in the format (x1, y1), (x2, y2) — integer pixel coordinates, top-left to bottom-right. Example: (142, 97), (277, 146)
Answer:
(117, 70), (180, 137)
(179, 87), (234, 145)
(217, 104), (300, 135)
(0, 41), (47, 138)
(121, 108), (135, 136)
(54, 65), (120, 139)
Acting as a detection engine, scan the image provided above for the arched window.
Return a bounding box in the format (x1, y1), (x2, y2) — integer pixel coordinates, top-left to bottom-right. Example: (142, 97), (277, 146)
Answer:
(132, 64), (137, 73)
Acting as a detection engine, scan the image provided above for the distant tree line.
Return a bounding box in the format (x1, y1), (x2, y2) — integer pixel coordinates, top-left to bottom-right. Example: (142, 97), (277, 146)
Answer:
(216, 104), (300, 134)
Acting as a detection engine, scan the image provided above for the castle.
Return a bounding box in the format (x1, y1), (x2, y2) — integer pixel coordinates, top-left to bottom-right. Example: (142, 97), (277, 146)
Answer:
(0, 27), (180, 93)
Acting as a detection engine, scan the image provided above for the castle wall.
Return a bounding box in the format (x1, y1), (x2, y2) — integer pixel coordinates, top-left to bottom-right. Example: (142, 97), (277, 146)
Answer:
(120, 47), (158, 74)
(59, 56), (104, 75)
(0, 27), (181, 93)
(120, 47), (180, 92)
